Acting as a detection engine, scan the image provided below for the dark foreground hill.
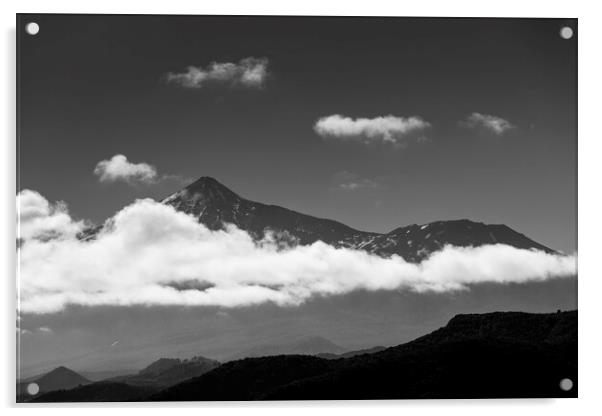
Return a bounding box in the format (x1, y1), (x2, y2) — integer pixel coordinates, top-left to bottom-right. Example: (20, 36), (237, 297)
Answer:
(26, 311), (576, 402)
(29, 382), (157, 402)
(152, 310), (576, 401)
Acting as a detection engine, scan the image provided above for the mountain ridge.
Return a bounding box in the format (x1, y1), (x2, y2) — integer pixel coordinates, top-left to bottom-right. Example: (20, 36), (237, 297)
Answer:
(158, 176), (556, 262)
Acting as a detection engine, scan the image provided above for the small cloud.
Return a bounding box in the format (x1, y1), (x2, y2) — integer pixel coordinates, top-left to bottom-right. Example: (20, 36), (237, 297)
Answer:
(462, 112), (515, 135)
(94, 154), (157, 184)
(18, 329), (32, 336)
(37, 326), (52, 333)
(93, 155), (189, 187)
(314, 114), (431, 146)
(110, 340), (120, 347)
(332, 171), (384, 192)
(216, 311), (230, 318)
(165, 57), (269, 89)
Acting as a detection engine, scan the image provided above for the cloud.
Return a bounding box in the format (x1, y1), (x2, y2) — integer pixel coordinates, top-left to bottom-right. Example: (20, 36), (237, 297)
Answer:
(165, 57), (269, 89)
(314, 114), (431, 145)
(462, 112), (515, 135)
(94, 154), (158, 184)
(17, 191), (576, 315)
(17, 190), (86, 241)
(332, 171), (383, 191)
(37, 326), (52, 333)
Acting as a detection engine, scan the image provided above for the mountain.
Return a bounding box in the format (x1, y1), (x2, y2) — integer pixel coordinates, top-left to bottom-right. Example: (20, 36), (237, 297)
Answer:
(150, 310), (576, 401)
(231, 336), (345, 360)
(108, 355), (220, 388)
(159, 177), (555, 262)
(17, 366), (89, 401)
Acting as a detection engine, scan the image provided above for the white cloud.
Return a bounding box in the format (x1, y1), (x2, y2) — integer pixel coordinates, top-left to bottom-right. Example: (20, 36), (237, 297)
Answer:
(165, 57), (269, 89)
(17, 190), (85, 241)
(463, 112), (515, 135)
(37, 326), (52, 333)
(314, 114), (431, 145)
(17, 191), (577, 315)
(94, 154), (158, 184)
(332, 171), (383, 191)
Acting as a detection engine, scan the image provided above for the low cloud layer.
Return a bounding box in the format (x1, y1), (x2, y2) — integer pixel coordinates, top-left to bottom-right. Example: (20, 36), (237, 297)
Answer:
(462, 112), (515, 135)
(94, 154), (158, 184)
(18, 192), (576, 314)
(314, 114), (431, 145)
(165, 57), (269, 89)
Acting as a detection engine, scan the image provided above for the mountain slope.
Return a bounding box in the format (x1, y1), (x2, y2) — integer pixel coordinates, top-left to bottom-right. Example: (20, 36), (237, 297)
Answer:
(160, 177), (555, 262)
(151, 310), (576, 401)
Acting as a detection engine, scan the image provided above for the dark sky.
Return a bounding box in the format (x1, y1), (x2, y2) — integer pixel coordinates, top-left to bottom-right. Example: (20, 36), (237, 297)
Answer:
(18, 15), (577, 253)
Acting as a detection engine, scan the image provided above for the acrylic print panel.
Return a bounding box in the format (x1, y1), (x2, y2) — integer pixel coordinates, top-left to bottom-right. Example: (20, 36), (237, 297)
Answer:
(16, 14), (577, 402)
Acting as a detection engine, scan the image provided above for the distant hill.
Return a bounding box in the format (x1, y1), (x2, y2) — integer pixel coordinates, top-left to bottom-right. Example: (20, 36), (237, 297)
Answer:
(26, 356), (220, 403)
(108, 355), (220, 388)
(17, 366), (89, 401)
(79, 369), (138, 382)
(231, 336), (345, 360)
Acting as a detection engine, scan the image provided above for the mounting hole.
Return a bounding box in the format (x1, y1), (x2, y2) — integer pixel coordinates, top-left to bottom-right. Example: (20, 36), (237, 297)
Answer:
(559, 378), (573, 391)
(26, 382), (39, 395)
(560, 26), (573, 40)
(25, 22), (40, 36)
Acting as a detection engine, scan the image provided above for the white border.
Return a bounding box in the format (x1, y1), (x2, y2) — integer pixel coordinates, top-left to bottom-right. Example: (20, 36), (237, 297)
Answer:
(2, 0), (601, 414)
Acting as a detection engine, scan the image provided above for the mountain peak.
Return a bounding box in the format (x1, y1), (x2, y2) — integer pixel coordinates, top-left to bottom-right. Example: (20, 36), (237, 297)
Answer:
(187, 176), (224, 187)
(184, 176), (240, 197)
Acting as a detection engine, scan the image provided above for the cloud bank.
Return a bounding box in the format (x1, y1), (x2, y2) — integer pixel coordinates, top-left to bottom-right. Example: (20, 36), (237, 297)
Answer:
(165, 57), (269, 89)
(314, 114), (431, 145)
(463, 112), (515, 135)
(18, 192), (576, 314)
(94, 154), (158, 184)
